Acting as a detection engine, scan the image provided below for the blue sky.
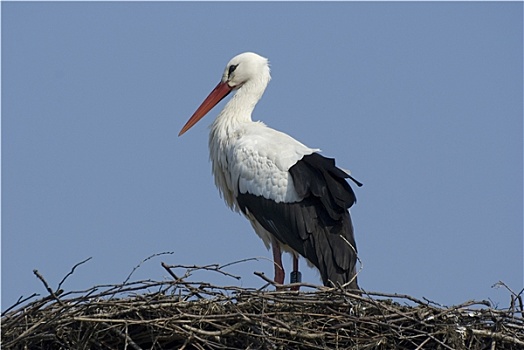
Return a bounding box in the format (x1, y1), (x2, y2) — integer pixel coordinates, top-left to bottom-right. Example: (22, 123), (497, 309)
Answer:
(2, 2), (522, 309)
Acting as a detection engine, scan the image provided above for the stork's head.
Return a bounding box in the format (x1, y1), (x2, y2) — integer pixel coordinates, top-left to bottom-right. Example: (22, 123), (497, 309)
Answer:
(179, 52), (270, 136)
(221, 52), (271, 89)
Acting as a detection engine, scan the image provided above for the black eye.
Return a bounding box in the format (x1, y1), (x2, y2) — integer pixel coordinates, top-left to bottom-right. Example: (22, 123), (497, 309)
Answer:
(228, 64), (238, 77)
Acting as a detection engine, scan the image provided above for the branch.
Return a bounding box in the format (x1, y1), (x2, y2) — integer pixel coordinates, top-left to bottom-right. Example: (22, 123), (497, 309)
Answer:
(57, 256), (92, 290)
(470, 329), (524, 347)
(33, 269), (64, 306)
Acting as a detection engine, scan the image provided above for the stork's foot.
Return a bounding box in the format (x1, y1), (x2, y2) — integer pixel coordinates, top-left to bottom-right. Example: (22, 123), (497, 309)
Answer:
(290, 270), (302, 291)
(289, 255), (302, 291)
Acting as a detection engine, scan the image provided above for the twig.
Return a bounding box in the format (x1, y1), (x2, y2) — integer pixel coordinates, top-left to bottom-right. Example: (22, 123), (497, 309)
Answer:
(105, 322), (143, 350)
(493, 281), (524, 316)
(122, 252), (174, 286)
(161, 262), (204, 299)
(470, 329), (524, 347)
(182, 322), (244, 337)
(1, 293), (39, 316)
(162, 262), (242, 280)
(219, 256), (263, 269)
(339, 234), (363, 289)
(254, 271), (282, 289)
(57, 256), (92, 290)
(33, 269), (64, 306)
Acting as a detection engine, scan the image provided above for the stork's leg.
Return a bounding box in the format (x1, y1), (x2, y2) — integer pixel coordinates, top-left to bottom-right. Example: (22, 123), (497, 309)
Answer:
(290, 255), (302, 291)
(271, 242), (285, 287)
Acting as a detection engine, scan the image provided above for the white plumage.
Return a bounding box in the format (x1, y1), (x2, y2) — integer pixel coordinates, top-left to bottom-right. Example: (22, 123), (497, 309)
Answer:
(212, 122), (319, 205)
(179, 52), (361, 289)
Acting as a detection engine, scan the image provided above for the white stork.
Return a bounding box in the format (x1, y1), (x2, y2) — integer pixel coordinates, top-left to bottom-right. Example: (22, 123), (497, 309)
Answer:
(179, 52), (361, 289)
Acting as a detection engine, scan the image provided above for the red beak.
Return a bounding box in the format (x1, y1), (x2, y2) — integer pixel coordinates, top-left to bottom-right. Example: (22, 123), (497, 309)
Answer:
(178, 81), (233, 136)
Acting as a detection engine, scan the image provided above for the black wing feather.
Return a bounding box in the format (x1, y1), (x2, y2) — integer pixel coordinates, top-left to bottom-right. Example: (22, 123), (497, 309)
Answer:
(236, 153), (360, 289)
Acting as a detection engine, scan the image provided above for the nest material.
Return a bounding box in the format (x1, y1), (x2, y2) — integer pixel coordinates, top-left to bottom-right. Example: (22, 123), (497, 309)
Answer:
(2, 264), (523, 350)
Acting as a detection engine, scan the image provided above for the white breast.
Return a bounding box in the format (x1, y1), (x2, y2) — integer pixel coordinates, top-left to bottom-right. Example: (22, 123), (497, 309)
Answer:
(209, 120), (319, 211)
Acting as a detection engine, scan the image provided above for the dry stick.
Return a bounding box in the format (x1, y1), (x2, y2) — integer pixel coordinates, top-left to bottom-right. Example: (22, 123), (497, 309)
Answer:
(161, 262), (205, 299)
(339, 235), (363, 289)
(1, 292), (39, 316)
(493, 281), (524, 300)
(359, 289), (437, 306)
(493, 281), (524, 316)
(163, 262), (242, 280)
(33, 269), (64, 306)
(181, 322), (244, 337)
(470, 329), (524, 347)
(122, 252), (174, 286)
(1, 292), (61, 331)
(219, 256), (267, 269)
(253, 271), (325, 292)
(104, 321), (144, 350)
(331, 294), (455, 349)
(253, 271), (283, 289)
(57, 256), (93, 291)
(5, 297), (84, 348)
(430, 299), (491, 322)
(5, 318), (49, 348)
(414, 336), (431, 350)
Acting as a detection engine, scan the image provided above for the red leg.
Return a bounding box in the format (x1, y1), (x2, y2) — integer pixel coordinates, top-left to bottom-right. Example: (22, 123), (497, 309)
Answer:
(271, 242), (285, 286)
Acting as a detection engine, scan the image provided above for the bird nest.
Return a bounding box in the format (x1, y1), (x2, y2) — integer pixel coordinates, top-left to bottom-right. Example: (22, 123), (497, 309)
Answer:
(2, 260), (523, 350)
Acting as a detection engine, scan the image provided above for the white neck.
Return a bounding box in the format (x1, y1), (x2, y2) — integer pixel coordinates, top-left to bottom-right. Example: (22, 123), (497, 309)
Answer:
(211, 68), (270, 133)
(207, 66), (271, 209)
